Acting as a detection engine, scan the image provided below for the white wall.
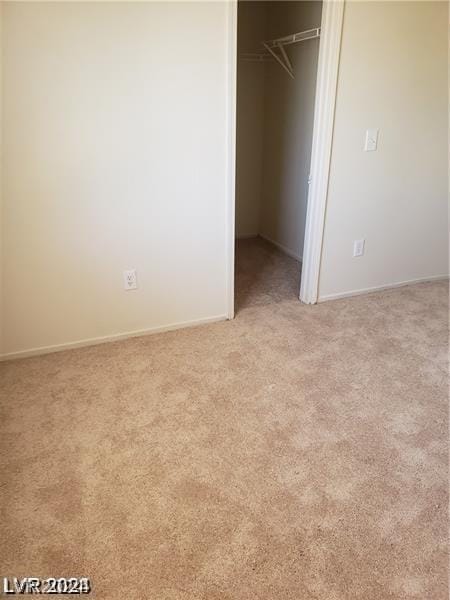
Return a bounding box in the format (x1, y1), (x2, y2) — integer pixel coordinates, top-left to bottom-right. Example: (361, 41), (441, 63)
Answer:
(1, 1), (231, 357)
(319, 1), (448, 299)
(260, 1), (321, 260)
(235, 1), (266, 238)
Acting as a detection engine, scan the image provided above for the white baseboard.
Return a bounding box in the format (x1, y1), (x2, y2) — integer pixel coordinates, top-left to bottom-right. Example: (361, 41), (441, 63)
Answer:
(0, 314), (228, 362)
(258, 234), (302, 262)
(318, 274), (449, 303)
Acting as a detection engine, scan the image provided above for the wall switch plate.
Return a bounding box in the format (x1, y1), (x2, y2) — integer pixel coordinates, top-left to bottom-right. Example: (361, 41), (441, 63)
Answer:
(364, 129), (378, 152)
(353, 239), (365, 257)
(123, 269), (137, 290)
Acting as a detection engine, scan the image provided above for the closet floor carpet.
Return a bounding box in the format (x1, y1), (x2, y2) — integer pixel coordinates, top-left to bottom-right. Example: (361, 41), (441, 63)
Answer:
(235, 236), (301, 310)
(0, 270), (447, 597)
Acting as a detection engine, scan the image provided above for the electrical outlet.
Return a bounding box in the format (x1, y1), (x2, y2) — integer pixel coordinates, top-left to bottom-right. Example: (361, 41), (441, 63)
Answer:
(353, 239), (365, 257)
(123, 269), (137, 290)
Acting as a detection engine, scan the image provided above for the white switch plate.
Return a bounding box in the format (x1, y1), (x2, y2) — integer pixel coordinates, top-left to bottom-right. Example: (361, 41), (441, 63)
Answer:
(353, 239), (365, 257)
(123, 269), (137, 290)
(364, 129), (378, 152)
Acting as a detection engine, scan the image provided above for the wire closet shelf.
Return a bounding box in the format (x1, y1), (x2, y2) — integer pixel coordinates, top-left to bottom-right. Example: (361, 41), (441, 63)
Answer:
(240, 27), (320, 79)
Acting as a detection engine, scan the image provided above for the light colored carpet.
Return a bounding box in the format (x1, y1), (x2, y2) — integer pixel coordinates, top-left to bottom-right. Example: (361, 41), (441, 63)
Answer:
(235, 237), (301, 310)
(1, 239), (448, 599)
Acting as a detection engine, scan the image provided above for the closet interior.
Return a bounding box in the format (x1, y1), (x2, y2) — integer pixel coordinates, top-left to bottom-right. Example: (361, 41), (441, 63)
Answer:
(235, 1), (322, 311)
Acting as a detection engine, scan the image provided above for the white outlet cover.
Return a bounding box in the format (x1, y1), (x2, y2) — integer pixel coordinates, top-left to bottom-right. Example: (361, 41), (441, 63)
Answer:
(123, 269), (137, 290)
(353, 239), (365, 257)
(364, 129), (378, 152)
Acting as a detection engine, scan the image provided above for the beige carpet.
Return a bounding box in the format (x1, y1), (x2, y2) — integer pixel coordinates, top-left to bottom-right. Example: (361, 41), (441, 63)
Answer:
(1, 239), (448, 599)
(235, 237), (301, 310)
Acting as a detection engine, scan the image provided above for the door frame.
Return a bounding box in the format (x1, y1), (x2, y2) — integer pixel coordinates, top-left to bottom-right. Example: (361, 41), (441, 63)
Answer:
(226, 0), (238, 319)
(226, 0), (345, 317)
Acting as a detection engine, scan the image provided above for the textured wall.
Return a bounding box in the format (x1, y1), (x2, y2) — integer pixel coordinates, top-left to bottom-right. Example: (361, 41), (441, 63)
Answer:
(260, 1), (322, 259)
(2, 2), (231, 356)
(319, 1), (448, 299)
(235, 1), (267, 238)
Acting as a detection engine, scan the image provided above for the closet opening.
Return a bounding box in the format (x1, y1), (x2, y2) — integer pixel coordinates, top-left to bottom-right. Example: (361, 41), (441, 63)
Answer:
(234, 1), (323, 313)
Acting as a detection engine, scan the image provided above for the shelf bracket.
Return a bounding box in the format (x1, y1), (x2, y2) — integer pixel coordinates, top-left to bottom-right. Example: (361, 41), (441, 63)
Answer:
(262, 42), (294, 79)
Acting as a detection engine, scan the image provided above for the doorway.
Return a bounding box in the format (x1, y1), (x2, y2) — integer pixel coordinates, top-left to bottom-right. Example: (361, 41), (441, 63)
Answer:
(227, 1), (345, 316)
(235, 0), (321, 311)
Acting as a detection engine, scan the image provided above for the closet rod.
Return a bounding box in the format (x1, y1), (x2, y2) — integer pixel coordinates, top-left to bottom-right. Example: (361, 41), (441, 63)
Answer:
(240, 52), (272, 63)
